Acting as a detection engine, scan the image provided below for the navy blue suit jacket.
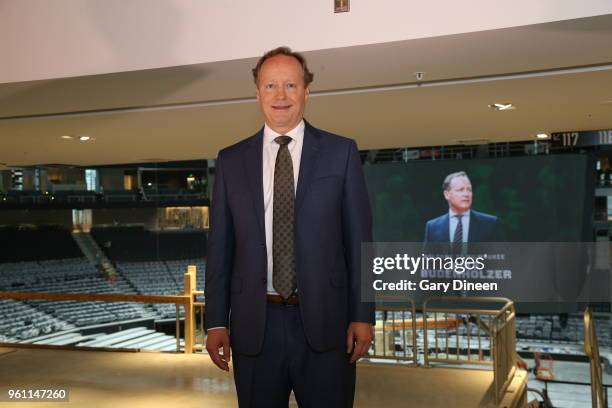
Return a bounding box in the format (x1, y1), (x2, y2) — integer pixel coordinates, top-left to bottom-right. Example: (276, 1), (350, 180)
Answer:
(424, 210), (502, 243)
(205, 122), (374, 355)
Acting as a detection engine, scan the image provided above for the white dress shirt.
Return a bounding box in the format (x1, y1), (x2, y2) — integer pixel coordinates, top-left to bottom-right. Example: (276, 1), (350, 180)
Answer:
(449, 209), (470, 243)
(263, 120), (304, 294)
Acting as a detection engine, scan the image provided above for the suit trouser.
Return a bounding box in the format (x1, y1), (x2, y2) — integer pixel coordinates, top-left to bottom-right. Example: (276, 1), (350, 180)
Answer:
(232, 303), (356, 408)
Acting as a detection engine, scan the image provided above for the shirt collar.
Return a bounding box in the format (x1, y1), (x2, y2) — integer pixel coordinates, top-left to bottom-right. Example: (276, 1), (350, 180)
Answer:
(449, 209), (471, 218)
(263, 120), (305, 145)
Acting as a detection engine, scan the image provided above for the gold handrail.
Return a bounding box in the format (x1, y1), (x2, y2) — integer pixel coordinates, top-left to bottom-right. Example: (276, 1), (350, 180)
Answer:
(0, 291), (189, 304)
(423, 297), (517, 405)
(584, 308), (607, 408)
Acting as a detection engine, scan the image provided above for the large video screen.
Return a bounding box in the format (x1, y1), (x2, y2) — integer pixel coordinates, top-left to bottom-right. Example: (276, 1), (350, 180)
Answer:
(365, 154), (595, 243)
(363, 154), (602, 312)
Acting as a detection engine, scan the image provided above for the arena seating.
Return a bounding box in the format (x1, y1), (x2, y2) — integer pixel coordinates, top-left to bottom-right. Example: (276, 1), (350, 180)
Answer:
(116, 258), (205, 318)
(515, 314), (610, 346)
(0, 256), (206, 342)
(0, 298), (73, 341)
(0, 258), (154, 334)
(0, 224), (207, 341)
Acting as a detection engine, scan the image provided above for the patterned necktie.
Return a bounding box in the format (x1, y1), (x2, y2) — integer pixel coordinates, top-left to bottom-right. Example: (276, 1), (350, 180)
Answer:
(273, 136), (297, 299)
(452, 215), (463, 255)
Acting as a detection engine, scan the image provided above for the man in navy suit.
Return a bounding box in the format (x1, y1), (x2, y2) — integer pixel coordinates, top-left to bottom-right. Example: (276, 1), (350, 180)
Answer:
(205, 47), (374, 407)
(424, 171), (502, 245)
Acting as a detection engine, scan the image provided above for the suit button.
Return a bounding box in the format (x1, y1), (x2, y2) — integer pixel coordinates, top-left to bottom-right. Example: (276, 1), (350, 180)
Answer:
(262, 278), (267, 284)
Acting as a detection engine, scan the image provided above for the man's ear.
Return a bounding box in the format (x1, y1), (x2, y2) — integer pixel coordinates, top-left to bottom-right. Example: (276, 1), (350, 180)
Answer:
(443, 190), (450, 201)
(255, 87), (260, 102)
(305, 86), (310, 101)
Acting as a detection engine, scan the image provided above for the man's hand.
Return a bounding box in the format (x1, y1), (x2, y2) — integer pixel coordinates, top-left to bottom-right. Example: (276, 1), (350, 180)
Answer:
(346, 322), (373, 364)
(206, 328), (231, 371)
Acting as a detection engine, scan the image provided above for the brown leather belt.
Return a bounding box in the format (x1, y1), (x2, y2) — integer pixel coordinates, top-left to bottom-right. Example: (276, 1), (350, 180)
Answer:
(266, 293), (299, 305)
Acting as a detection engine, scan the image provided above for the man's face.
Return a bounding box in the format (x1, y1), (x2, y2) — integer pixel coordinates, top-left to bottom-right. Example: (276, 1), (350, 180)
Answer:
(443, 176), (473, 214)
(256, 54), (309, 134)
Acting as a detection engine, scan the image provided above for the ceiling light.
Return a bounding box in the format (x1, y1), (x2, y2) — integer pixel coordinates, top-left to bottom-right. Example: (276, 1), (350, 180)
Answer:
(488, 103), (516, 111)
(536, 133), (549, 139)
(79, 136), (91, 141)
(60, 135), (73, 139)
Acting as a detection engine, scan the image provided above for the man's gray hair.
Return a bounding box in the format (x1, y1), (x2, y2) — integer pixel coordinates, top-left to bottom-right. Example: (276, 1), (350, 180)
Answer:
(443, 171), (470, 191)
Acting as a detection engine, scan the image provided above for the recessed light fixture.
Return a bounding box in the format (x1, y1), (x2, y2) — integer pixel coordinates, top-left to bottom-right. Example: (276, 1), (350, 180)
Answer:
(536, 133), (549, 139)
(60, 135), (73, 140)
(79, 136), (91, 141)
(488, 103), (516, 111)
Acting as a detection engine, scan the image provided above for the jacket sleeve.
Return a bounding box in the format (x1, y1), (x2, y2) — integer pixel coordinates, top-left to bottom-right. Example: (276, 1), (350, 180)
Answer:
(341, 140), (375, 324)
(204, 152), (235, 330)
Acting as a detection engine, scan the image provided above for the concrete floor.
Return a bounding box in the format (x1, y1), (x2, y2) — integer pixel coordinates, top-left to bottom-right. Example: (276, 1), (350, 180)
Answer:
(0, 346), (525, 408)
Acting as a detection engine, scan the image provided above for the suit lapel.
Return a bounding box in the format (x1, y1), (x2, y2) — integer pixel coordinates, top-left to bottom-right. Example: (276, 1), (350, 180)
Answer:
(244, 129), (266, 240)
(295, 122), (321, 212)
(440, 214), (450, 242)
(468, 210), (477, 242)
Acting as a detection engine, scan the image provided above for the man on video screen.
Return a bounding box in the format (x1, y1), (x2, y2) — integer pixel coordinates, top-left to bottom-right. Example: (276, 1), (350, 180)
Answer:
(424, 171), (503, 246)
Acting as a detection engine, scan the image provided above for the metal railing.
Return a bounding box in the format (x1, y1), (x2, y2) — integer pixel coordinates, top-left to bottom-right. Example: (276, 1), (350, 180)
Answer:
(584, 307), (608, 408)
(369, 297), (519, 404)
(182, 265), (206, 353)
(371, 301), (417, 364)
(422, 297), (517, 405)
